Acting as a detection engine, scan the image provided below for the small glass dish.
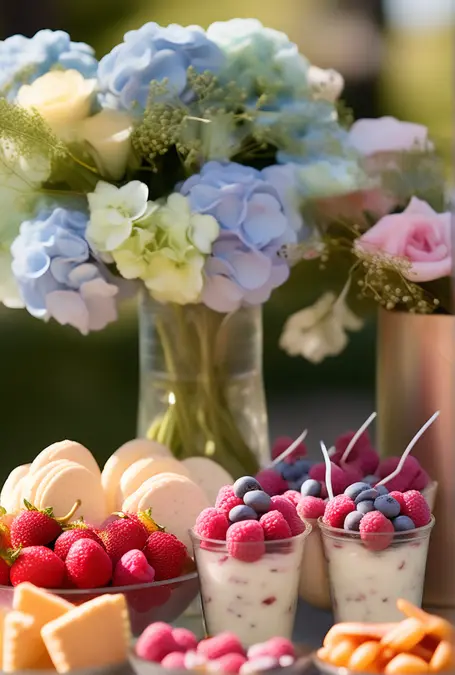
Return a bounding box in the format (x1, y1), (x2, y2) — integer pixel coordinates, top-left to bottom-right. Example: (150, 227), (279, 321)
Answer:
(0, 572), (199, 637)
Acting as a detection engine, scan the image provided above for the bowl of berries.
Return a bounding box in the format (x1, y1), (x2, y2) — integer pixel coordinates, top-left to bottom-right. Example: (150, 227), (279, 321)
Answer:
(0, 505), (199, 637)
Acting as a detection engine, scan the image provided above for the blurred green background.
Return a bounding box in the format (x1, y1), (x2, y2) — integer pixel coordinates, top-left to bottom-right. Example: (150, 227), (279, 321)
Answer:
(0, 0), (452, 471)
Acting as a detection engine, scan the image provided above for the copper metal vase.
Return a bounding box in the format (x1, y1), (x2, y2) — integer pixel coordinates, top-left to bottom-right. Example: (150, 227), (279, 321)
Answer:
(377, 309), (455, 613)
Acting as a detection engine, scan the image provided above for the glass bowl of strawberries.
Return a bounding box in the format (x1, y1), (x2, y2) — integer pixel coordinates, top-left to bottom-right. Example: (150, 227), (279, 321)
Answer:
(0, 507), (200, 637)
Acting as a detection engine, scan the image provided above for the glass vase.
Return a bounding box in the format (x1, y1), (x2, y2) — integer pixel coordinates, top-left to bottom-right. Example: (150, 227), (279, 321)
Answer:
(137, 292), (270, 478)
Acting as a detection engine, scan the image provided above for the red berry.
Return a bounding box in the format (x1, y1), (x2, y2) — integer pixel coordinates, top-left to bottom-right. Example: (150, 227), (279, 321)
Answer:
(259, 510), (292, 540)
(271, 436), (307, 463)
(248, 637), (295, 660)
(10, 509), (62, 549)
(54, 528), (104, 561)
(136, 622), (178, 662)
(401, 490), (431, 528)
(323, 495), (356, 529)
(389, 491), (406, 511)
(411, 469), (430, 492)
(113, 549), (155, 586)
(0, 558), (10, 585)
(215, 486), (243, 515)
(197, 632), (245, 659)
(359, 511), (394, 551)
(0, 522), (11, 550)
(101, 514), (148, 564)
(378, 457), (420, 492)
(143, 531), (187, 581)
(194, 508), (229, 540)
(10, 546), (65, 588)
(255, 469), (287, 497)
(270, 496), (305, 535)
(172, 627), (198, 652)
(226, 521), (265, 562)
(297, 496), (326, 520)
(309, 463), (349, 495)
(212, 653), (247, 673)
(161, 652), (187, 669)
(65, 538), (112, 589)
(282, 490), (300, 507)
(333, 431), (379, 475)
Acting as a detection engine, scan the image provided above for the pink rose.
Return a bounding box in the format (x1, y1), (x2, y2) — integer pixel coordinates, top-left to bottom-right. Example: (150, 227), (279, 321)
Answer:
(356, 197), (452, 282)
(348, 116), (431, 157)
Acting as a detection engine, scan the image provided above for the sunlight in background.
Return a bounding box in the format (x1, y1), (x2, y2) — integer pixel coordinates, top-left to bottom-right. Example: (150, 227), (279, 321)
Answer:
(384, 0), (455, 28)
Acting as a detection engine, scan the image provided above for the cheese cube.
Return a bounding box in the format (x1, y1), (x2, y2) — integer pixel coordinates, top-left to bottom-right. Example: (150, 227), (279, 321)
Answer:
(13, 582), (73, 625)
(41, 594), (131, 672)
(3, 611), (53, 672)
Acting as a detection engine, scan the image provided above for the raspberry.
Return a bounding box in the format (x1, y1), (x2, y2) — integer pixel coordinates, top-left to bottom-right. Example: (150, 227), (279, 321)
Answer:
(215, 486), (243, 515)
(323, 495), (355, 528)
(112, 549), (155, 586)
(172, 627), (198, 652)
(271, 436), (307, 463)
(143, 531), (187, 580)
(197, 633), (245, 660)
(411, 468), (430, 492)
(333, 431), (379, 475)
(161, 652), (187, 669)
(297, 496), (326, 520)
(136, 622), (178, 662)
(359, 511), (394, 551)
(194, 508), (229, 540)
(226, 521), (265, 562)
(10, 546), (65, 588)
(401, 490), (431, 527)
(282, 490), (300, 506)
(101, 515), (148, 564)
(388, 491), (406, 511)
(259, 510), (292, 540)
(378, 457), (420, 492)
(343, 465), (363, 487)
(255, 469), (287, 497)
(247, 637), (295, 660)
(65, 538), (112, 589)
(54, 528), (104, 561)
(270, 496), (305, 535)
(309, 463), (349, 495)
(0, 558), (10, 585)
(211, 653), (247, 673)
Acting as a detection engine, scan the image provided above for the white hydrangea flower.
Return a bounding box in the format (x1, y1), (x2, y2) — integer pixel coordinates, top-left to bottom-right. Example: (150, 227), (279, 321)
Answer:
(144, 249), (205, 305)
(308, 65), (344, 103)
(112, 228), (155, 279)
(280, 291), (363, 364)
(157, 194), (219, 255)
(86, 180), (151, 253)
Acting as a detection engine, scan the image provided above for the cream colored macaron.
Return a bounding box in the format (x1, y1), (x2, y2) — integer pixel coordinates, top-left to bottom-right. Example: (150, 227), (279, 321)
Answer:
(30, 440), (100, 477)
(137, 474), (210, 549)
(21, 461), (69, 508)
(0, 465), (31, 513)
(182, 457), (233, 505)
(121, 472), (181, 513)
(36, 461), (107, 526)
(102, 439), (171, 513)
(119, 457), (190, 504)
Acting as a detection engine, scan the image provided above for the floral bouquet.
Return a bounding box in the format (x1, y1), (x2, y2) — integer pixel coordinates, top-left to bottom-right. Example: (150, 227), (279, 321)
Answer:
(0, 20), (448, 475)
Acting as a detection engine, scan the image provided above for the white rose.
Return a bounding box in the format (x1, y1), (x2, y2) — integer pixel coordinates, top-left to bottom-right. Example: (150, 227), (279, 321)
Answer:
(78, 110), (134, 181)
(16, 70), (96, 140)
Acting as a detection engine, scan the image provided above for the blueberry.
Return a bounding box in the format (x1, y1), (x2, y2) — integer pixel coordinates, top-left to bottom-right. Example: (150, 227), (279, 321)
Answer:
(344, 511), (364, 531)
(281, 464), (303, 482)
(294, 474), (309, 490)
(301, 479), (321, 498)
(374, 494), (400, 518)
(363, 475), (379, 485)
(233, 476), (262, 499)
(357, 500), (375, 514)
(393, 515), (415, 532)
(243, 490), (271, 514)
(274, 461), (288, 477)
(344, 482), (372, 501)
(229, 504), (258, 523)
(355, 488), (379, 504)
(375, 485), (389, 496)
(293, 459), (312, 475)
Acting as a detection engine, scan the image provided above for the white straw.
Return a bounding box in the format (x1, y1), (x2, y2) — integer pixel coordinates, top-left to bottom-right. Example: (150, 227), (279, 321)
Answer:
(341, 412), (377, 465)
(377, 411), (441, 487)
(320, 440), (334, 500)
(270, 429), (308, 467)
(327, 446), (336, 457)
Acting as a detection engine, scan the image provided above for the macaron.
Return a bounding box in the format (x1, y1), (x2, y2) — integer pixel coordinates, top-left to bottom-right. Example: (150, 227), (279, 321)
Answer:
(21, 461), (69, 508)
(182, 457), (233, 505)
(121, 472), (180, 513)
(30, 440), (100, 477)
(119, 457), (190, 504)
(0, 465), (31, 513)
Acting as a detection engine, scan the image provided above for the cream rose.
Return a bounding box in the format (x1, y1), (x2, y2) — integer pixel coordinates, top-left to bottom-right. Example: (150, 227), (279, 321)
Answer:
(16, 70), (96, 139)
(78, 110), (134, 181)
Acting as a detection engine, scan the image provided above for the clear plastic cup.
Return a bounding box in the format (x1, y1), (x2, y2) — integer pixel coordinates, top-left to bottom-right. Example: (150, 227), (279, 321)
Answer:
(190, 525), (311, 646)
(319, 516), (435, 623)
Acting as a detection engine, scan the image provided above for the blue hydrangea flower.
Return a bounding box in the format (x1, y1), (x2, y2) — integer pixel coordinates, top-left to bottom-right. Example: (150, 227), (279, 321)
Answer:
(179, 161), (302, 312)
(11, 208), (119, 334)
(97, 22), (225, 112)
(0, 30), (97, 99)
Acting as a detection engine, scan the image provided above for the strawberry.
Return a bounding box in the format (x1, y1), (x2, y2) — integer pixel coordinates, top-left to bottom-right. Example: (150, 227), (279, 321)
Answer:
(10, 546), (65, 588)
(65, 538), (112, 589)
(143, 531), (187, 581)
(128, 509), (164, 535)
(54, 527), (104, 561)
(10, 500), (80, 549)
(0, 521), (11, 550)
(0, 558), (11, 585)
(101, 514), (148, 564)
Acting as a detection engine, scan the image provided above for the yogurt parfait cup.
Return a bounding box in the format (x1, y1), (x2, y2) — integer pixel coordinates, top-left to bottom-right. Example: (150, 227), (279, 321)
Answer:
(319, 516), (435, 623)
(190, 524), (311, 647)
